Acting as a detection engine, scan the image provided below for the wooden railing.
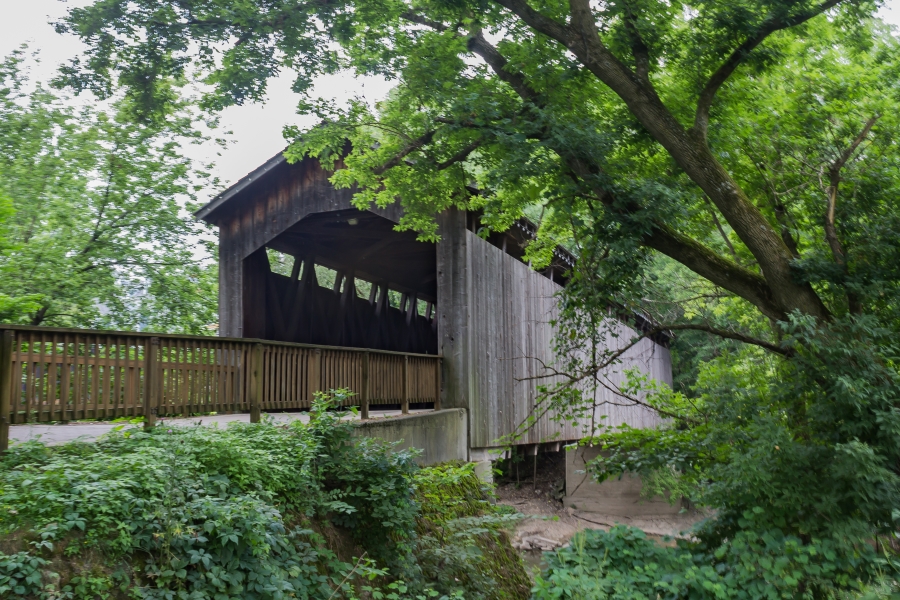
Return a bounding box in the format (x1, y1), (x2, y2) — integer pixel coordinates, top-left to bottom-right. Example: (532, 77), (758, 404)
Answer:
(0, 325), (442, 450)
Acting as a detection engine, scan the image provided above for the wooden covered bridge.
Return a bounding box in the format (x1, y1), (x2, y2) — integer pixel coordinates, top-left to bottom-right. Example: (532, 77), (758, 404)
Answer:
(0, 151), (672, 455)
(196, 150), (672, 454)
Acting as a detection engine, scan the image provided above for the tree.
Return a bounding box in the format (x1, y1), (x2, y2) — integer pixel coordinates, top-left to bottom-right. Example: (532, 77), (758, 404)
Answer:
(53, 0), (900, 593)
(0, 50), (219, 333)
(55, 0), (889, 321)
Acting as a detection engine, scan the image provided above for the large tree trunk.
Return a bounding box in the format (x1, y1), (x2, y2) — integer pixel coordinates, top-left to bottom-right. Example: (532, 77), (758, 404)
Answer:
(671, 139), (830, 320)
(468, 27), (808, 321)
(500, 0), (831, 320)
(569, 43), (828, 319)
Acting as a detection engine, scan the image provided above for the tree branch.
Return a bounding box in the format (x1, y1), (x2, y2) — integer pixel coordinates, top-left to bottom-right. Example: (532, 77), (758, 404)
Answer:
(621, 4), (651, 84)
(704, 196), (739, 261)
(372, 130), (436, 175)
(490, 0), (573, 45)
(824, 114), (879, 266)
(746, 149), (803, 258)
(563, 152), (785, 320)
(400, 10), (450, 32)
(593, 376), (688, 421)
(643, 223), (784, 321)
(469, 31), (786, 320)
(402, 13), (788, 321)
(693, 0), (844, 137)
(823, 114), (878, 313)
(774, 201), (801, 258)
(30, 305), (48, 327)
(436, 140), (481, 170)
(831, 113), (879, 175)
(514, 317), (787, 434)
(657, 323), (790, 356)
(558, 0), (829, 318)
(467, 32), (540, 102)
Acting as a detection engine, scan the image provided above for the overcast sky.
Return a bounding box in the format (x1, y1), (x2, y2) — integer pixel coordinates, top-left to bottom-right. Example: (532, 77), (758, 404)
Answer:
(2, 0), (899, 199)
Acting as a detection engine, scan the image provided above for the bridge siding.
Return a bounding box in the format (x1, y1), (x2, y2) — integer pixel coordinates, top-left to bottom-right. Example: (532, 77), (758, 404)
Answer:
(435, 210), (669, 449)
(435, 209), (471, 412)
(464, 228), (669, 448)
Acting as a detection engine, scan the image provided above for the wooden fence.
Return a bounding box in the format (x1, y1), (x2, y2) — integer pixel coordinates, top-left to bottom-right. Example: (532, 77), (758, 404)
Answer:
(0, 326), (442, 450)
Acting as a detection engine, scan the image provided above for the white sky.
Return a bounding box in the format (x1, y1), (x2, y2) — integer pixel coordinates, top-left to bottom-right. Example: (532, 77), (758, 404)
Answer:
(1, 0), (899, 199)
(0, 0), (396, 196)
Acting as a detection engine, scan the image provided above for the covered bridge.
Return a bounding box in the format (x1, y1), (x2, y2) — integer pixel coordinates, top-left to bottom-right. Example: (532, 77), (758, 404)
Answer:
(196, 151), (672, 454)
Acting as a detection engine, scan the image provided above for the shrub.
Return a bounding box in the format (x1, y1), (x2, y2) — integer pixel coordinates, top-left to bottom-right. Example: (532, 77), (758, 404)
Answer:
(0, 391), (416, 598)
(534, 525), (895, 600)
(412, 463), (530, 599)
(0, 551), (47, 598)
(577, 316), (900, 596)
(0, 391), (527, 599)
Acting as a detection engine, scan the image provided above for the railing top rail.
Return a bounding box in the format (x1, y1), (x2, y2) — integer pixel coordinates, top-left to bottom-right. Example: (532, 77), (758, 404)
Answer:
(0, 324), (442, 360)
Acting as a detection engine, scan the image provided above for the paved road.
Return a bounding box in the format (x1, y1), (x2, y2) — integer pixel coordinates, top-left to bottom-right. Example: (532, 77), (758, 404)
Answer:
(9, 409), (423, 446)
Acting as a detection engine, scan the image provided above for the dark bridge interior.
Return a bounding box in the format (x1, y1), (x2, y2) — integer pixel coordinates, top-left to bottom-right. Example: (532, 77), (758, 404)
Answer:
(246, 209), (438, 354)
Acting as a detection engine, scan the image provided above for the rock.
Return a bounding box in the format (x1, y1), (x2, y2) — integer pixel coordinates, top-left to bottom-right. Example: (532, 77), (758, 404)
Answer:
(513, 535), (563, 552)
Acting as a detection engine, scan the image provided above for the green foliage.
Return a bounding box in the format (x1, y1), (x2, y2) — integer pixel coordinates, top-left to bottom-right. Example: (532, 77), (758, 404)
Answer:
(51, 0), (895, 305)
(0, 49), (218, 332)
(533, 527), (694, 600)
(0, 391), (526, 599)
(0, 552), (47, 598)
(534, 526), (890, 600)
(47, 0), (900, 595)
(412, 463), (530, 599)
(0, 393), (364, 598)
(638, 467), (694, 506)
(0, 294), (43, 324)
(579, 314), (900, 594)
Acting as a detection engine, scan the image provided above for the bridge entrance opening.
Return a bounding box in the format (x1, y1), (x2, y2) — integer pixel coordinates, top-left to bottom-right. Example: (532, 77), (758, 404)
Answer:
(242, 209), (438, 354)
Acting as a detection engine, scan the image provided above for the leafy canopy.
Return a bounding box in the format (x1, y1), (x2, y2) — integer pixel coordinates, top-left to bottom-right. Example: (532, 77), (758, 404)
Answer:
(0, 50), (218, 333)
(52, 0), (898, 322)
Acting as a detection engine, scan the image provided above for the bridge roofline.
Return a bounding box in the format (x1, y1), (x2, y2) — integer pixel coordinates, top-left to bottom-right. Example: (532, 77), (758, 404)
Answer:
(195, 149), (288, 223)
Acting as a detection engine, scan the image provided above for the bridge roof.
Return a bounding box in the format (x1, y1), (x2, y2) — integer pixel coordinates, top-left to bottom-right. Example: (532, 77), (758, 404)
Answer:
(195, 149), (576, 271)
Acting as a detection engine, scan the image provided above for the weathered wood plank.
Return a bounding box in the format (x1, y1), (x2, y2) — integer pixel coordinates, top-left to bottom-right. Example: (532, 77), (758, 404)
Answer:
(144, 338), (159, 429)
(0, 325), (441, 424)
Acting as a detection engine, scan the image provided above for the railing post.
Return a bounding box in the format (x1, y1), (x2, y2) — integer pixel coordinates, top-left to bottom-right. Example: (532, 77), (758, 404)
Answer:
(307, 348), (321, 403)
(143, 337), (160, 431)
(401, 355), (409, 415)
(0, 331), (14, 452)
(360, 351), (370, 420)
(249, 343), (263, 423)
(434, 358), (442, 411)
